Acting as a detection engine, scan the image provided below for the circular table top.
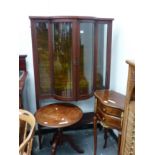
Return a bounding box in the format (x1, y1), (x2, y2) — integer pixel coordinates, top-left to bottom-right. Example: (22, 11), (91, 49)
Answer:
(35, 103), (83, 128)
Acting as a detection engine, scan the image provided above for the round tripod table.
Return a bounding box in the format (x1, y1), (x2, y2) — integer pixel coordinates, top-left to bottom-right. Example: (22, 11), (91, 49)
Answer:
(35, 103), (84, 155)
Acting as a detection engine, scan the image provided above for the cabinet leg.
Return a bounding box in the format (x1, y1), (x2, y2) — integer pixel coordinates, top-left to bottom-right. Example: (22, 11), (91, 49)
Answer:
(38, 125), (42, 149)
(93, 116), (97, 155)
(103, 128), (108, 148)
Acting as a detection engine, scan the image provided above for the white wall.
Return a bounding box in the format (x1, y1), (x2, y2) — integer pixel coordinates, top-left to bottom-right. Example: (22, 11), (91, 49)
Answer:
(18, 0), (136, 113)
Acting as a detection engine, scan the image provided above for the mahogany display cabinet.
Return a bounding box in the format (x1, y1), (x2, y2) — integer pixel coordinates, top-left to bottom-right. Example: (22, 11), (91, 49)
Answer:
(30, 16), (114, 109)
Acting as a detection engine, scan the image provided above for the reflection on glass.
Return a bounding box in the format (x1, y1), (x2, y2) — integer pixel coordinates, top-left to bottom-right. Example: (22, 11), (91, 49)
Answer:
(36, 22), (51, 95)
(96, 24), (108, 89)
(52, 22), (73, 97)
(79, 22), (94, 95)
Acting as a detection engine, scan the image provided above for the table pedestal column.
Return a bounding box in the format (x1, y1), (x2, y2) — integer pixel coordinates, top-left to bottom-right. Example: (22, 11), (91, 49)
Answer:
(51, 128), (84, 155)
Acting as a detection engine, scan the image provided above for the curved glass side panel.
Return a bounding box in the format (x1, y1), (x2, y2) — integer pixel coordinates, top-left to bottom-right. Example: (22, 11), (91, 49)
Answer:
(79, 22), (94, 96)
(96, 24), (108, 89)
(36, 22), (51, 95)
(52, 22), (73, 97)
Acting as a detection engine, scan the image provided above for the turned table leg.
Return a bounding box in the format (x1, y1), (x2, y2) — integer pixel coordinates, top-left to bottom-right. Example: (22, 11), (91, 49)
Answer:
(118, 133), (121, 155)
(50, 128), (84, 155)
(103, 128), (108, 148)
(93, 116), (97, 155)
(38, 125), (42, 149)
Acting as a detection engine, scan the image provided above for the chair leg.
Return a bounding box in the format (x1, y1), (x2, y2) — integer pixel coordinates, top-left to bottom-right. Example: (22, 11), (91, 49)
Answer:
(93, 116), (97, 155)
(103, 128), (108, 148)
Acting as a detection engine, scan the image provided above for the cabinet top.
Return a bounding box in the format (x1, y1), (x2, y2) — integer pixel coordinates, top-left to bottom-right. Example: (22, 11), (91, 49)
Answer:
(29, 16), (114, 21)
(94, 90), (125, 110)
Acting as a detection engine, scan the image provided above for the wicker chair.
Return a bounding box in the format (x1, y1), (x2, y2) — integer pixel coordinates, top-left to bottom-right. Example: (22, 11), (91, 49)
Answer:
(19, 109), (36, 155)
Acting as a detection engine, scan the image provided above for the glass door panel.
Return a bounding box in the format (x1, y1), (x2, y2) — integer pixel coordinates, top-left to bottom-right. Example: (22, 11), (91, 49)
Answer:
(96, 24), (108, 89)
(52, 22), (73, 97)
(79, 22), (94, 96)
(36, 22), (52, 95)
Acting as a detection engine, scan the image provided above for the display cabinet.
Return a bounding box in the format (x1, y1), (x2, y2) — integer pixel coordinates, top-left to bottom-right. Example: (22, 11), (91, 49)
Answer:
(30, 16), (114, 107)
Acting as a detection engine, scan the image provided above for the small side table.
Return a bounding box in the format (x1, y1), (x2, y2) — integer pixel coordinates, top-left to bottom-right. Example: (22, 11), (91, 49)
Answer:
(35, 103), (84, 155)
(94, 90), (125, 155)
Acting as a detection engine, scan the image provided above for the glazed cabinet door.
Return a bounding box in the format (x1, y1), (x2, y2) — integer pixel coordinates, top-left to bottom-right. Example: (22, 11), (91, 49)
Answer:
(95, 22), (112, 90)
(78, 21), (94, 97)
(34, 21), (52, 97)
(51, 22), (74, 99)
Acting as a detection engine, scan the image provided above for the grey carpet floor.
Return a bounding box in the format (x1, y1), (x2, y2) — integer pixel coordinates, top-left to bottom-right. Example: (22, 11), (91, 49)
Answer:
(32, 129), (118, 155)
